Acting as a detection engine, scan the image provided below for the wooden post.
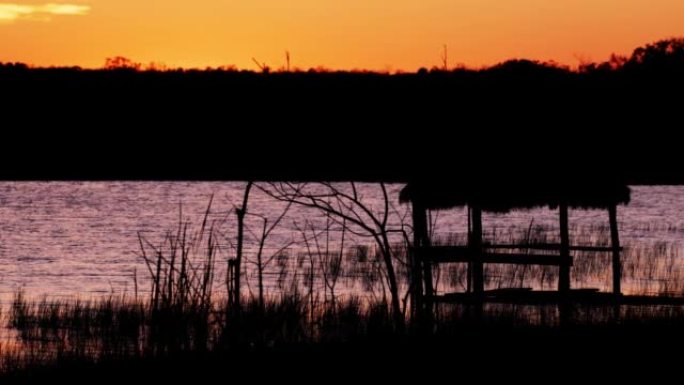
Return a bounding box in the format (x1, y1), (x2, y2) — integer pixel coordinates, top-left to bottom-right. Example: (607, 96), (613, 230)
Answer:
(558, 203), (570, 293)
(470, 205), (484, 294)
(609, 205), (621, 295)
(466, 207), (472, 293)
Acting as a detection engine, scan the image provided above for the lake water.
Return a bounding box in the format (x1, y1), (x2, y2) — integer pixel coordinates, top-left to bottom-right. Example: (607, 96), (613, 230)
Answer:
(0, 182), (683, 302)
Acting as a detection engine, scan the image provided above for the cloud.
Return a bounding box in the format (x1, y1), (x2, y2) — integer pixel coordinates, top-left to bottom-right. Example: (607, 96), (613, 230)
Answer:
(0, 3), (90, 23)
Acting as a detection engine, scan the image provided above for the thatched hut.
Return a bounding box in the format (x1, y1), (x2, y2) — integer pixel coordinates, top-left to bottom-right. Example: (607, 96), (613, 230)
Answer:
(400, 175), (631, 311)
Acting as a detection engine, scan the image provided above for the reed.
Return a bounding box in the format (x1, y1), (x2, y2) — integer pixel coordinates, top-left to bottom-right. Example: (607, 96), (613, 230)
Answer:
(4, 207), (684, 378)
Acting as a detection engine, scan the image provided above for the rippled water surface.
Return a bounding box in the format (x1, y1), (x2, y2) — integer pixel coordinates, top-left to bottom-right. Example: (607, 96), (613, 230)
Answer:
(0, 182), (682, 301)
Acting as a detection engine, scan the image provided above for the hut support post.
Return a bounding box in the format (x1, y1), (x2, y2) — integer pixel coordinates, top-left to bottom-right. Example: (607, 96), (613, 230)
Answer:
(558, 204), (570, 293)
(470, 205), (484, 294)
(609, 205), (621, 295)
(466, 207), (472, 293)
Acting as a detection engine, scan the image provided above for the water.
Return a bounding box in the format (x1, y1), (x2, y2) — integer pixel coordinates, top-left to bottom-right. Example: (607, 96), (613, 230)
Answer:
(0, 182), (682, 302)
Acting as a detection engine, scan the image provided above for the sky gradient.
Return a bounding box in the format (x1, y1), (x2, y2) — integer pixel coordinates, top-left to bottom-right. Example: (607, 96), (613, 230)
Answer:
(2, 1), (684, 70)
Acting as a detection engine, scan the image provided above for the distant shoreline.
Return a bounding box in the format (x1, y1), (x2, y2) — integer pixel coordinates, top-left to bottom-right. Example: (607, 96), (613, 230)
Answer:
(2, 38), (683, 182)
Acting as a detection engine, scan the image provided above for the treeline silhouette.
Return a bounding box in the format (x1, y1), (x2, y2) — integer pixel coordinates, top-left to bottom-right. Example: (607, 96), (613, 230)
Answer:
(1, 38), (683, 181)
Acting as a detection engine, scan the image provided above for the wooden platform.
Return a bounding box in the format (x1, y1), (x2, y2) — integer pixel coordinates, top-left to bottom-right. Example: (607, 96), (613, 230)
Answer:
(431, 289), (684, 306)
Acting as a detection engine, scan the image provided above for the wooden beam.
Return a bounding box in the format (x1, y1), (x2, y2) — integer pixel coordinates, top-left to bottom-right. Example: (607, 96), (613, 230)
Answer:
(414, 244), (619, 256)
(609, 205), (622, 295)
(415, 245), (469, 258)
(558, 204), (571, 292)
(432, 291), (684, 306)
(418, 249), (572, 266)
(485, 244), (622, 252)
(470, 205), (484, 294)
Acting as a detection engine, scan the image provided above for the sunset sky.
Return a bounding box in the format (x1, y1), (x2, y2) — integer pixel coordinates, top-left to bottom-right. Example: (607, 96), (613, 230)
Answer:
(2, 1), (684, 70)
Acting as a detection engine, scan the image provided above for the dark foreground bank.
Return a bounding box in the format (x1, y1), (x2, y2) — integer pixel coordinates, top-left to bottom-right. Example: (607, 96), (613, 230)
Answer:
(2, 292), (683, 384)
(2, 324), (681, 385)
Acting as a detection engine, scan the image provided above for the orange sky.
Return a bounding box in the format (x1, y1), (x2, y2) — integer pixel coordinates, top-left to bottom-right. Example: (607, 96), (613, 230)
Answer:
(2, 1), (684, 70)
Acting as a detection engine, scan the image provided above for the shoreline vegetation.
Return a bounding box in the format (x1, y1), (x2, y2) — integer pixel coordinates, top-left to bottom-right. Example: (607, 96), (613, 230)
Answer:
(2, 183), (684, 381)
(2, 38), (684, 182)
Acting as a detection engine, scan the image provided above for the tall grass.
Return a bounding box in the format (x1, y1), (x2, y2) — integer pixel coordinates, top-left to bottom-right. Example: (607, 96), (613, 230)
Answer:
(137, 203), (218, 354)
(4, 210), (684, 376)
(432, 223), (684, 296)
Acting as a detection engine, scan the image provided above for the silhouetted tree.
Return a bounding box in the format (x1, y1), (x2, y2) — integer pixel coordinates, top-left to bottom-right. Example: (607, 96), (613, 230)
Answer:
(259, 182), (408, 330)
(0, 62), (29, 71)
(629, 38), (684, 65)
(583, 38), (684, 74)
(246, 197), (294, 310)
(104, 56), (142, 71)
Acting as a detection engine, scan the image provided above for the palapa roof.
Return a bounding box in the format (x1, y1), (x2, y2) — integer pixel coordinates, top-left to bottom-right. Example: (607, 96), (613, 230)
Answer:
(399, 175), (630, 213)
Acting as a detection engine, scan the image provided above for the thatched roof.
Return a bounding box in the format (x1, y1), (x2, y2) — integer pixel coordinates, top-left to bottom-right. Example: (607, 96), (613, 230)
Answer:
(399, 176), (630, 212)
